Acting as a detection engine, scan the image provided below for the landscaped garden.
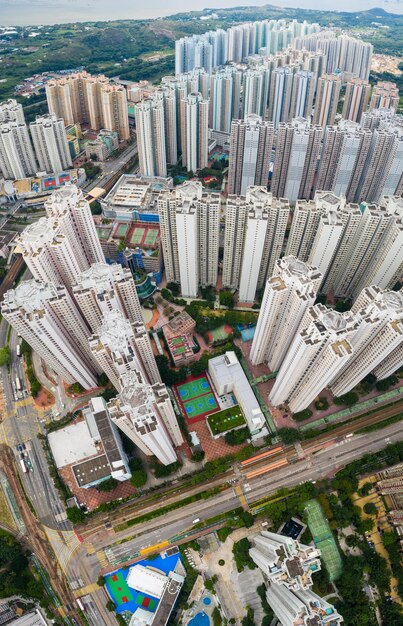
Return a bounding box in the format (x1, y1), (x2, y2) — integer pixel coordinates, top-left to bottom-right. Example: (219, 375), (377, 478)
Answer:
(207, 406), (246, 437)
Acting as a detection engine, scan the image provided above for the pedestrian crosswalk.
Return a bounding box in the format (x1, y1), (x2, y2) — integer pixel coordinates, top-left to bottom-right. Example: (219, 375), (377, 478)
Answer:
(96, 549), (109, 569)
(44, 526), (82, 575)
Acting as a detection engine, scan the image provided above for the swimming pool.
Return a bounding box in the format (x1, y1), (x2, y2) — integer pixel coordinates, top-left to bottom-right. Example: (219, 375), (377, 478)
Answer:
(237, 323), (256, 342)
(188, 612), (210, 626)
(203, 597), (211, 605)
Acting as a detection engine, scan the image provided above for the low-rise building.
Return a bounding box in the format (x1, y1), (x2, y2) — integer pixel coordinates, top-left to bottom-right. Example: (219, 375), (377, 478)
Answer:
(101, 175), (172, 222)
(162, 311), (196, 366)
(208, 351), (266, 435)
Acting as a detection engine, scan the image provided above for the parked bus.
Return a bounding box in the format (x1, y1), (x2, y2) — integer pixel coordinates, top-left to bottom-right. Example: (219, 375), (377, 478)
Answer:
(15, 376), (21, 392)
(16, 344), (21, 357)
(19, 458), (27, 474)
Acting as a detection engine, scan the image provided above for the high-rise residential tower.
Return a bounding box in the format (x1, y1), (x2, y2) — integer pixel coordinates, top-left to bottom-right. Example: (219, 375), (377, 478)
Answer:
(250, 257), (322, 369)
(313, 74), (341, 128)
(158, 182), (220, 297)
(227, 115), (275, 196)
(271, 119), (323, 202)
(30, 113), (73, 174)
(0, 122), (37, 180)
(223, 187), (289, 301)
(135, 98), (167, 178)
(342, 78), (371, 123)
(180, 93), (209, 173)
(370, 81), (399, 112)
(270, 305), (357, 412)
(1, 281), (100, 389)
(107, 371), (180, 466)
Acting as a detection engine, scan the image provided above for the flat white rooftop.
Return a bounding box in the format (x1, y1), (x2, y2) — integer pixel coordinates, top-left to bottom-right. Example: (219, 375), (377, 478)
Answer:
(126, 564), (167, 599)
(48, 421), (98, 468)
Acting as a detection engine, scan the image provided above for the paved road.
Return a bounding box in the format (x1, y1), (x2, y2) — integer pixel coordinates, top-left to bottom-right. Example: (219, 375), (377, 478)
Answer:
(84, 141), (138, 193)
(67, 421), (403, 576)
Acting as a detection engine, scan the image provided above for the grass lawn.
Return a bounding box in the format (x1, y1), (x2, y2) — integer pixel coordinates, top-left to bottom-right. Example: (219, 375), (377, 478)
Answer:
(207, 405), (246, 436)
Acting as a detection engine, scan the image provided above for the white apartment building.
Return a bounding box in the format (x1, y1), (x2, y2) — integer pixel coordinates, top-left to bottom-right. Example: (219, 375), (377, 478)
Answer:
(18, 217), (83, 290)
(209, 66), (242, 134)
(158, 182), (220, 297)
(270, 306), (357, 412)
(0, 99), (25, 124)
(44, 185), (105, 270)
(1, 280), (99, 389)
(180, 92), (208, 172)
(271, 119), (323, 203)
(266, 585), (343, 626)
(89, 309), (146, 391)
(285, 192), (345, 273)
(132, 322), (162, 387)
(249, 531), (321, 590)
(135, 98), (167, 178)
(223, 187), (289, 299)
(30, 113), (72, 174)
(108, 371), (178, 466)
(250, 257), (322, 369)
(227, 115), (275, 196)
(0, 121), (37, 180)
(330, 287), (403, 397)
(372, 343), (403, 381)
(72, 262), (143, 329)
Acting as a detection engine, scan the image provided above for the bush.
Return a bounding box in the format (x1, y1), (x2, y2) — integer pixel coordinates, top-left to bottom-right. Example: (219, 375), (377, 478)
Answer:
(0, 346), (11, 367)
(314, 397), (329, 411)
(278, 427), (301, 444)
(218, 559), (225, 566)
(219, 290), (234, 309)
(232, 538), (257, 572)
(224, 427), (250, 446)
(333, 392), (359, 406)
(66, 507), (86, 524)
(152, 460), (182, 478)
(239, 511), (254, 528)
(293, 408), (313, 422)
(358, 482), (373, 497)
(67, 382), (85, 395)
(129, 457), (147, 487)
(191, 450), (205, 462)
(363, 502), (377, 516)
(97, 477), (118, 492)
(376, 375), (398, 392)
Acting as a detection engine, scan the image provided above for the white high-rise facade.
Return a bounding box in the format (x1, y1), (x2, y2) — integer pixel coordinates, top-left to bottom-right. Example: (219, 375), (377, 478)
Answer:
(135, 98), (167, 178)
(44, 185), (105, 267)
(330, 286), (403, 397)
(0, 99), (25, 124)
(228, 115), (275, 196)
(108, 371), (179, 466)
(30, 113), (72, 174)
(72, 262), (143, 329)
(270, 306), (357, 412)
(250, 257), (322, 369)
(180, 93), (209, 173)
(1, 281), (99, 389)
(271, 119), (323, 202)
(158, 182), (220, 297)
(0, 121), (37, 180)
(209, 66), (242, 134)
(266, 585), (343, 626)
(223, 187), (289, 297)
(89, 309), (147, 391)
(249, 531), (321, 590)
(372, 343), (403, 381)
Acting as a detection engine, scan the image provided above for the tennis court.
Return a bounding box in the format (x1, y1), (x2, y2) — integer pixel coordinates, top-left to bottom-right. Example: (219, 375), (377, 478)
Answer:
(206, 324), (233, 344)
(114, 223), (129, 238)
(130, 227), (145, 245)
(177, 377), (211, 400)
(144, 228), (159, 245)
(184, 393), (218, 418)
(305, 499), (342, 581)
(97, 227), (112, 240)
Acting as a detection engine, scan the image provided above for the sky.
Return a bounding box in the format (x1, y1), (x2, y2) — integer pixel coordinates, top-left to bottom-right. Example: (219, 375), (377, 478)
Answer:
(0, 0), (402, 26)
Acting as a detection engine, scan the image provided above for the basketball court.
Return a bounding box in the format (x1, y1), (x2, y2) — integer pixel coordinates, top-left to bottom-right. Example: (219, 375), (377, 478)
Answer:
(175, 375), (219, 423)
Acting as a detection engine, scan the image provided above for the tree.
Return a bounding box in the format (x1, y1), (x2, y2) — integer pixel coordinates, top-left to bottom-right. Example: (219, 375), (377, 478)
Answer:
(67, 382), (85, 395)
(97, 477), (118, 492)
(239, 511), (254, 528)
(98, 372), (109, 387)
(225, 427), (250, 446)
(0, 346), (11, 367)
(166, 282), (180, 296)
(106, 600), (116, 612)
(66, 507), (86, 524)
(191, 450), (205, 462)
(219, 290), (234, 309)
(363, 502), (377, 516)
(333, 392), (359, 406)
(97, 575), (106, 586)
(278, 427), (301, 444)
